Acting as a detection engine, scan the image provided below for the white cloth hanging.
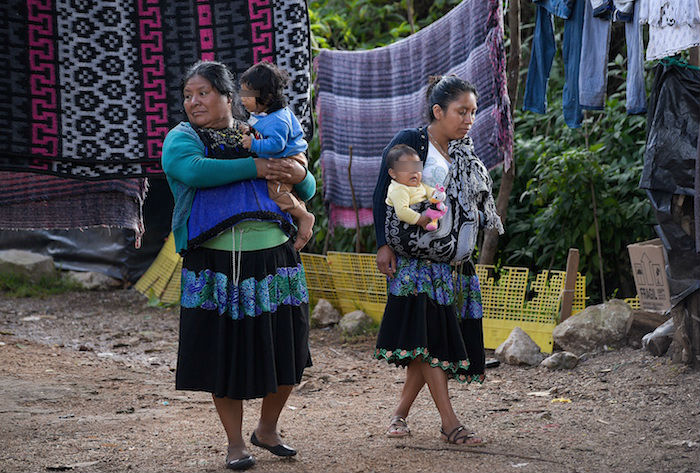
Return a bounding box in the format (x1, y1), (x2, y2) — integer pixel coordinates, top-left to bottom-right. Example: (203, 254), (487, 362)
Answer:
(639, 0), (700, 60)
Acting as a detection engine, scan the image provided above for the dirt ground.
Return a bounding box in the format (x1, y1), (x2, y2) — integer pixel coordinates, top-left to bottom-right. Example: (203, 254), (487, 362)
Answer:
(0, 289), (698, 473)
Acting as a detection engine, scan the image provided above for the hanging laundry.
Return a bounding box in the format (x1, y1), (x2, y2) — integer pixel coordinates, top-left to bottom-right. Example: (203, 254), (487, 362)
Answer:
(591, 0), (635, 21)
(523, 0), (585, 128)
(639, 0), (700, 61)
(579, 0), (646, 114)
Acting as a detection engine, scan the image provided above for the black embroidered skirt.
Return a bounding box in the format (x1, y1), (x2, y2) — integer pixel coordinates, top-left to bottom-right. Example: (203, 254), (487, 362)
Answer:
(176, 241), (311, 399)
(374, 256), (485, 383)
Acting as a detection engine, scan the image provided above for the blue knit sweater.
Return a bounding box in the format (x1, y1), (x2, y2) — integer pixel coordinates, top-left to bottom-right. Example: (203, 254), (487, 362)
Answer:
(250, 107), (307, 158)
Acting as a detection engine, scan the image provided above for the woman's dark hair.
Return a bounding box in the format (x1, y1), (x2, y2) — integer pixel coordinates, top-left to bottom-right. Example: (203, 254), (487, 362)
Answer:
(239, 61), (289, 113)
(182, 60), (237, 98)
(181, 60), (246, 120)
(425, 75), (479, 122)
(386, 144), (419, 169)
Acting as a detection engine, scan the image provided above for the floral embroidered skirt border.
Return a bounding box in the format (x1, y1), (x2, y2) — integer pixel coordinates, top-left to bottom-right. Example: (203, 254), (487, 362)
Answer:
(176, 241), (312, 400)
(374, 256), (485, 384)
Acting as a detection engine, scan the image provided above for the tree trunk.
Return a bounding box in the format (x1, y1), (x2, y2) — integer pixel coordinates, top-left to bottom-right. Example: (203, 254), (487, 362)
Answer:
(479, 0), (520, 265)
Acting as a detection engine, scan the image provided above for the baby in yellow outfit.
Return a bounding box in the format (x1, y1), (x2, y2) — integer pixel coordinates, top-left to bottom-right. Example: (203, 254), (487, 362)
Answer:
(384, 144), (433, 230)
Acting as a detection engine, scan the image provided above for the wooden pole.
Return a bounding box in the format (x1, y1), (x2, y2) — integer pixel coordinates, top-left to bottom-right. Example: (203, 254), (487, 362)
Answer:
(479, 0), (520, 265)
(348, 145), (362, 253)
(406, 0), (416, 34)
(590, 180), (606, 302)
(560, 248), (580, 323)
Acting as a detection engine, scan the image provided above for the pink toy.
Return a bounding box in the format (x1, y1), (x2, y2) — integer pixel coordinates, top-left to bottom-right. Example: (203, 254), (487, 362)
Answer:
(424, 184), (447, 231)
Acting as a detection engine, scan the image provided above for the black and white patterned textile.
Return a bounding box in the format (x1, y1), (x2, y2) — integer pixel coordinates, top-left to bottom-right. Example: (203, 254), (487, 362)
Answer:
(0, 0), (313, 181)
(385, 137), (504, 264)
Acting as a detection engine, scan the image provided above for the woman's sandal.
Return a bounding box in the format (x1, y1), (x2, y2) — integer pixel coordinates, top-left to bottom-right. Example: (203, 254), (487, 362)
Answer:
(386, 415), (411, 438)
(440, 425), (486, 446)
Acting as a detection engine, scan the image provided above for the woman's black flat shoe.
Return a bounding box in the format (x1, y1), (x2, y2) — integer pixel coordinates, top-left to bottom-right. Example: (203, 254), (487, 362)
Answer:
(226, 454), (255, 470)
(250, 432), (297, 457)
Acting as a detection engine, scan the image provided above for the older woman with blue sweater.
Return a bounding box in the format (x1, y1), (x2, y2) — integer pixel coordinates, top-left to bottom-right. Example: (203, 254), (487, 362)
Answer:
(162, 60), (315, 471)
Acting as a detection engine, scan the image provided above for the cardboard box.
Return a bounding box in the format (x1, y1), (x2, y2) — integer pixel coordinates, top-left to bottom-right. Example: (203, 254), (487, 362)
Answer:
(627, 239), (671, 313)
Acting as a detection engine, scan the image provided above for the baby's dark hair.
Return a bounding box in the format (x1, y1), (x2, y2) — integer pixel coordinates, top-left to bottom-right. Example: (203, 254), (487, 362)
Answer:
(239, 61), (289, 113)
(386, 144), (419, 170)
(425, 74), (478, 122)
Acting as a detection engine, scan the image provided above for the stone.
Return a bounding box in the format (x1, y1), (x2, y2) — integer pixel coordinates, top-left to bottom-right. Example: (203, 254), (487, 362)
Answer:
(540, 351), (579, 370)
(495, 326), (545, 366)
(65, 271), (122, 290)
(552, 299), (633, 355)
(338, 310), (373, 337)
(0, 250), (55, 282)
(310, 298), (341, 327)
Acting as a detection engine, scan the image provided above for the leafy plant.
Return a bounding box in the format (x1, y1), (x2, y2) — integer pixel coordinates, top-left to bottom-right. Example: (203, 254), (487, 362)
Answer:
(494, 53), (655, 303)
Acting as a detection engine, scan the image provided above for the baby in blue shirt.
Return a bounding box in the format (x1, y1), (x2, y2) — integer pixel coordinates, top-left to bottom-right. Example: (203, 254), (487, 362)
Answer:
(240, 62), (315, 250)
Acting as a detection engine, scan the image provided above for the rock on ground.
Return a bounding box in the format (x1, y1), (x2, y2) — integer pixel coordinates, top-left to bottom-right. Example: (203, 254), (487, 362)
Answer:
(338, 310), (373, 337)
(65, 271), (122, 290)
(310, 299), (341, 328)
(495, 326), (545, 366)
(540, 351), (579, 370)
(553, 299), (633, 355)
(0, 250), (55, 281)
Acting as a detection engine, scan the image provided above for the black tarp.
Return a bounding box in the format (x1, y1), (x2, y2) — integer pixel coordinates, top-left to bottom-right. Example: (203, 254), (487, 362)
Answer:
(640, 62), (700, 305)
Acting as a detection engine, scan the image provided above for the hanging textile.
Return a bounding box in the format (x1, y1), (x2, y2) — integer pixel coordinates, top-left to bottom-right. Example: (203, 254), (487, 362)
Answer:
(0, 0), (312, 180)
(578, 0), (646, 115)
(639, 0), (700, 61)
(0, 0), (312, 232)
(315, 0), (512, 228)
(0, 172), (147, 233)
(522, 0), (585, 128)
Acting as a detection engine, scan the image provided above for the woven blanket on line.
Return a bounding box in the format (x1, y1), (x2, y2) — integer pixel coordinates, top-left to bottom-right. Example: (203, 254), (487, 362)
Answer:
(0, 0), (312, 181)
(0, 171), (146, 232)
(315, 0), (512, 229)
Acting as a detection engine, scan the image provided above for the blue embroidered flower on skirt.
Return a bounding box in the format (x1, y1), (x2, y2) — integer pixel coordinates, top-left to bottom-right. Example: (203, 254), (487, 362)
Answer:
(457, 273), (483, 320)
(181, 263), (308, 319)
(388, 256), (456, 306)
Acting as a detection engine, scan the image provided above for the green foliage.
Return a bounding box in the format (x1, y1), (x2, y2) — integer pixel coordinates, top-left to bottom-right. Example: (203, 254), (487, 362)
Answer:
(495, 57), (654, 303)
(309, 0), (461, 51)
(0, 272), (83, 298)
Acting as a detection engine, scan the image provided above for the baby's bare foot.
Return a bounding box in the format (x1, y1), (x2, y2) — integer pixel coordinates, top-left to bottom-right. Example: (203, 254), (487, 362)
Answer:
(294, 212), (315, 251)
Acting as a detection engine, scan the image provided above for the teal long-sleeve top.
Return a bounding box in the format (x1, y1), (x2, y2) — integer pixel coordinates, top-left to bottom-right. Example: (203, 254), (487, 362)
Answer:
(161, 122), (316, 253)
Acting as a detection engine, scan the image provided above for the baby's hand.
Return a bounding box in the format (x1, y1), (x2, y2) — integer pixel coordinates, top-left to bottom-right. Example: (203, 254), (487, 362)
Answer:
(241, 133), (252, 150)
(416, 214), (432, 230)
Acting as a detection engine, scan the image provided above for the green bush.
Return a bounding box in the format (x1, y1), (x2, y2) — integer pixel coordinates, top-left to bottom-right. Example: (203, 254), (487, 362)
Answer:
(494, 58), (655, 303)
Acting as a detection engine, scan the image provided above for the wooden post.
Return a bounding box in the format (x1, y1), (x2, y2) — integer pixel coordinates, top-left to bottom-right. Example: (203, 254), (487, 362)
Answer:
(348, 145), (362, 253)
(560, 248), (580, 323)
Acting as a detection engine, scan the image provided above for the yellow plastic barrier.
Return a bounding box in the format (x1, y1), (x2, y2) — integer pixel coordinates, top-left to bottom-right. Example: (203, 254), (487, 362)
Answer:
(325, 252), (388, 323)
(624, 296), (640, 310)
(133, 234), (182, 305)
(299, 252), (340, 309)
(301, 253), (587, 353)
